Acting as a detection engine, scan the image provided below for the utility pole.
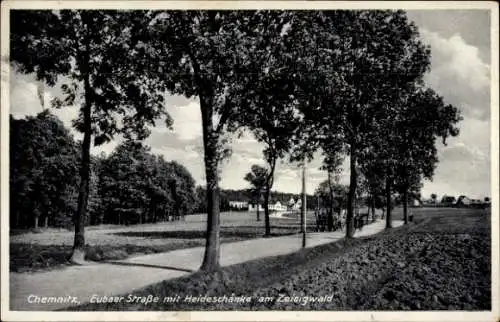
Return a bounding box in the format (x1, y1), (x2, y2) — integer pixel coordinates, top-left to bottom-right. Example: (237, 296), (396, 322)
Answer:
(301, 163), (307, 248)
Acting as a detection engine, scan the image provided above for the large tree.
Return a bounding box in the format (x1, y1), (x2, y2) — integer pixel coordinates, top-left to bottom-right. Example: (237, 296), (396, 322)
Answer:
(298, 10), (432, 238)
(320, 145), (344, 231)
(392, 87), (461, 224)
(361, 84), (461, 229)
(10, 111), (79, 229)
(11, 10), (170, 263)
(147, 10), (321, 271)
(240, 94), (302, 235)
(244, 165), (268, 223)
(358, 152), (386, 221)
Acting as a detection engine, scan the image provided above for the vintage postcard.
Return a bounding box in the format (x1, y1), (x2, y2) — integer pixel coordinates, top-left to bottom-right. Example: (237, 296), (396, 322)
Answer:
(1, 1), (498, 321)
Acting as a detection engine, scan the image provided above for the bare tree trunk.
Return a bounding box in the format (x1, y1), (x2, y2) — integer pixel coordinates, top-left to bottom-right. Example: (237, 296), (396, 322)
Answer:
(301, 164), (307, 247)
(200, 96), (221, 272)
(346, 144), (357, 238)
(264, 186), (271, 236)
(34, 216), (39, 230)
(327, 171), (334, 232)
(169, 179), (181, 222)
(385, 175), (392, 229)
(71, 63), (92, 264)
(263, 157), (276, 236)
(403, 188), (408, 225)
(371, 195), (376, 222)
(256, 190), (261, 221)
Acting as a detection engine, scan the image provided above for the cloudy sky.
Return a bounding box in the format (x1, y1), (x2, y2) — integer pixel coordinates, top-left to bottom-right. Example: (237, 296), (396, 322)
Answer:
(9, 9), (492, 200)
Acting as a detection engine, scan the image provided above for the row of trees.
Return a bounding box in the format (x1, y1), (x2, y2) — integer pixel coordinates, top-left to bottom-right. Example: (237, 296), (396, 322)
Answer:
(10, 111), (197, 229)
(11, 10), (461, 270)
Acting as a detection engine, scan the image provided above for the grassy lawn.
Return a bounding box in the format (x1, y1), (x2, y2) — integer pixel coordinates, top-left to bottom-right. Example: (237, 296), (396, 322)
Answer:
(10, 212), (316, 273)
(68, 207), (490, 311)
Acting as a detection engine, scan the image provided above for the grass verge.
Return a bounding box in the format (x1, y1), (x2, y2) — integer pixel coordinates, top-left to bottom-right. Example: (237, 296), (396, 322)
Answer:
(10, 224), (312, 273)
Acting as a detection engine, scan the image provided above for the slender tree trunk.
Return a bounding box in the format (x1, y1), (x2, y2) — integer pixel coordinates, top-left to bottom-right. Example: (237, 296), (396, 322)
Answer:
(371, 195), (376, 222)
(301, 164), (307, 247)
(169, 180), (180, 222)
(385, 175), (392, 229)
(327, 171), (334, 232)
(264, 186), (271, 236)
(263, 156), (276, 236)
(403, 188), (408, 225)
(199, 96), (221, 272)
(44, 215), (49, 228)
(34, 216), (39, 230)
(346, 144), (357, 238)
(256, 190), (261, 221)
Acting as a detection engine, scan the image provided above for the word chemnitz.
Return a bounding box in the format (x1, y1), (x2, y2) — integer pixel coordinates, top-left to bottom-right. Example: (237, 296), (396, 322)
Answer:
(28, 295), (80, 304)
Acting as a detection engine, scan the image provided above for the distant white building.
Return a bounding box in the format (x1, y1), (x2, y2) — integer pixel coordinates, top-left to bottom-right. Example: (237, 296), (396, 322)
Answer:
(229, 201), (248, 209)
(248, 201), (287, 212)
(248, 203), (264, 212)
(269, 201), (287, 212)
(285, 197), (304, 211)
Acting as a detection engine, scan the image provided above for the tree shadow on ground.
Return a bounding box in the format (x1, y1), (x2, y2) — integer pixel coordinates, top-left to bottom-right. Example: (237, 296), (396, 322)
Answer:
(9, 242), (201, 273)
(103, 261), (196, 273)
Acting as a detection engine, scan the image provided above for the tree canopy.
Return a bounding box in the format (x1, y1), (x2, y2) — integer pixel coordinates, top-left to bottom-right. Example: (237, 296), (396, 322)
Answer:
(10, 111), (79, 229)
(11, 10), (172, 262)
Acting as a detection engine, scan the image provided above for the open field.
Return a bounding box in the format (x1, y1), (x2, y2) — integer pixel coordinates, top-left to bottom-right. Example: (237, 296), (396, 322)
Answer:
(10, 211), (317, 272)
(69, 207), (491, 311)
(10, 207), (488, 274)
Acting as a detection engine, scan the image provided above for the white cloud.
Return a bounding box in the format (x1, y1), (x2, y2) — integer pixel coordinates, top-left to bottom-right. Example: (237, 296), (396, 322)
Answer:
(420, 29), (490, 121)
(10, 73), (45, 118)
(167, 100), (203, 141)
(415, 29), (491, 199)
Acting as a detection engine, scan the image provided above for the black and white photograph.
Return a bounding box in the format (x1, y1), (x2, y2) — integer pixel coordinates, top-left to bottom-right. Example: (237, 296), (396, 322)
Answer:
(1, 1), (498, 321)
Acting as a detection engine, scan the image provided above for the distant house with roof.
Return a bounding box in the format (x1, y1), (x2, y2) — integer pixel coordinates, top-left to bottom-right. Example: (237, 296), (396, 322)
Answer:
(287, 197), (302, 211)
(248, 200), (288, 212)
(456, 195), (472, 206)
(269, 200), (287, 212)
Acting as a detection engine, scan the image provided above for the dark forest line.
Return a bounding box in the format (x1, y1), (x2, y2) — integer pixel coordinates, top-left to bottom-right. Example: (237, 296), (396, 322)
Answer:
(10, 111), (315, 230)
